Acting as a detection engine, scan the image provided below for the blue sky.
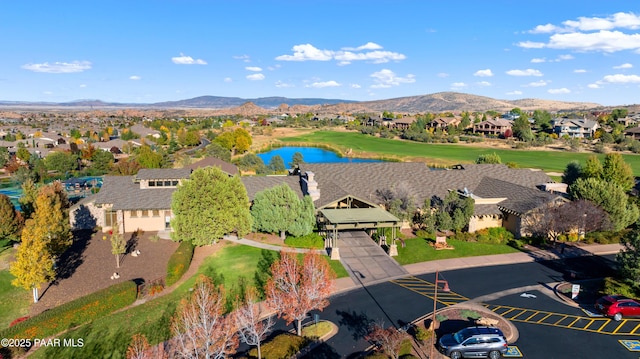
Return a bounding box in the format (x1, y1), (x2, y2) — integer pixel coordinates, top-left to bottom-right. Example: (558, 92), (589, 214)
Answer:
(1, 1), (639, 106)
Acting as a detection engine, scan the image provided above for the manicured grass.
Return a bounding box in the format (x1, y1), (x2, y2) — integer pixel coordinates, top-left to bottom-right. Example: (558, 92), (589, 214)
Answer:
(280, 130), (640, 175)
(394, 238), (519, 266)
(326, 257), (350, 279)
(301, 320), (333, 339)
(0, 270), (31, 330)
(29, 243), (347, 358)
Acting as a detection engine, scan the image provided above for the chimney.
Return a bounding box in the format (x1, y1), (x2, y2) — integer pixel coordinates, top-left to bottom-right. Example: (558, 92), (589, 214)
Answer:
(301, 171), (320, 201)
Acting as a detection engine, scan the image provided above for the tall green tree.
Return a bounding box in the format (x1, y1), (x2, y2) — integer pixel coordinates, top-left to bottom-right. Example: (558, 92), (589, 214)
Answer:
(532, 109), (552, 130)
(91, 149), (115, 173)
(581, 155), (603, 179)
(0, 194), (23, 242)
(562, 160), (582, 186)
(204, 142), (232, 162)
(44, 151), (79, 174)
(290, 152), (304, 168)
(251, 184), (312, 240)
(171, 167), (252, 245)
(135, 145), (163, 169)
(569, 177), (639, 231)
(0, 146), (9, 167)
(512, 115), (534, 141)
(19, 179), (38, 219)
(267, 155), (286, 173)
(289, 195), (315, 237)
(602, 153), (635, 192)
(617, 229), (640, 289)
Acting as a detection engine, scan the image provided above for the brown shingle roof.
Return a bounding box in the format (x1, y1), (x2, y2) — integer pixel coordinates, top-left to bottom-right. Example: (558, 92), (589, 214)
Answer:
(94, 175), (177, 210)
(186, 157), (239, 176)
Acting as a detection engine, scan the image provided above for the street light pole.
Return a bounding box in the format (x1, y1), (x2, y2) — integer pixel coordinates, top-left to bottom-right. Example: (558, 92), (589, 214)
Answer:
(430, 270), (450, 359)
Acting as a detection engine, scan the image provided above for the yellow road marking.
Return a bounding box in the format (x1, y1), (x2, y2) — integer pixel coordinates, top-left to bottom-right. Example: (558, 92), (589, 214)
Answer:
(612, 320), (628, 334)
(524, 312), (539, 321)
(536, 313), (552, 323)
(595, 320), (610, 332)
(554, 315), (569, 325)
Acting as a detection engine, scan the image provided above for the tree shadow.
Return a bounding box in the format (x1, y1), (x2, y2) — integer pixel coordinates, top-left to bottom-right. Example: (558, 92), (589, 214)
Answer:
(119, 232), (140, 267)
(53, 229), (93, 283)
(336, 309), (374, 341)
(534, 254), (618, 282)
(71, 204), (97, 230)
(299, 342), (341, 359)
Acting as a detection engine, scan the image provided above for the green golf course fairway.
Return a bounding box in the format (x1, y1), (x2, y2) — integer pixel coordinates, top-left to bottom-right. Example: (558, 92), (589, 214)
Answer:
(279, 131), (640, 175)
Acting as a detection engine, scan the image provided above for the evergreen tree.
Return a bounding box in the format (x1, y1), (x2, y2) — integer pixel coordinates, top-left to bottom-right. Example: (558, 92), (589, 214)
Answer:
(204, 142), (232, 162)
(562, 160), (582, 186)
(617, 229), (640, 288)
(0, 194), (23, 242)
(289, 195), (315, 237)
(251, 184), (311, 240)
(171, 167), (252, 245)
(581, 155), (603, 179)
(290, 152), (304, 168)
(602, 153), (635, 192)
(267, 155), (286, 173)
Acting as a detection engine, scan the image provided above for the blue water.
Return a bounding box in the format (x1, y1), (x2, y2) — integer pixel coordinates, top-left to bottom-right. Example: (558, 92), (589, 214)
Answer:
(257, 147), (382, 165)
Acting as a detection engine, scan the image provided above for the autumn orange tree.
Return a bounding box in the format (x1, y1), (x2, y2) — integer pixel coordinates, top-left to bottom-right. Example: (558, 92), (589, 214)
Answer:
(126, 333), (167, 359)
(171, 275), (238, 359)
(10, 182), (72, 303)
(365, 321), (408, 359)
(266, 250), (335, 336)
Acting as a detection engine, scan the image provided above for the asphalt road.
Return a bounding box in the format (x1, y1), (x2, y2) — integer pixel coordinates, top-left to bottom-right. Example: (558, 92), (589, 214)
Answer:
(296, 253), (637, 358)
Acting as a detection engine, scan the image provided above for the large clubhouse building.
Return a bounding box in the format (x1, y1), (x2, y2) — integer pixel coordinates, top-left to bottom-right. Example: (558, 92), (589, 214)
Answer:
(70, 158), (560, 239)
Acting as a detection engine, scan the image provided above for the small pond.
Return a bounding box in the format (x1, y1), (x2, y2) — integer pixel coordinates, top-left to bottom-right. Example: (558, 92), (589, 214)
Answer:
(257, 147), (382, 165)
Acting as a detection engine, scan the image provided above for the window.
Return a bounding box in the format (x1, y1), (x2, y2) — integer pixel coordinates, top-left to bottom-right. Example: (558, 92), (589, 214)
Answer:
(105, 210), (117, 227)
(130, 210), (138, 218)
(141, 210), (149, 217)
(164, 180), (171, 186)
(172, 180), (179, 186)
(152, 210), (160, 217)
(148, 181), (156, 187)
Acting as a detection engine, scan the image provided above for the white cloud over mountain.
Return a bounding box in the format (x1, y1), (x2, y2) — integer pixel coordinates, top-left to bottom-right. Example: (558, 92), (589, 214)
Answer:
(276, 43), (405, 64)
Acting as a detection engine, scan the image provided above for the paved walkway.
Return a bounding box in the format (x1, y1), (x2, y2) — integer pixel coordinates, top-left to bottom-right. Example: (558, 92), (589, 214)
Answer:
(336, 230), (408, 285)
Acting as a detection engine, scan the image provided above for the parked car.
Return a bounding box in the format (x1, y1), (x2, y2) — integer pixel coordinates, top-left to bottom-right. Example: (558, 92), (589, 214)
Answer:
(437, 326), (508, 359)
(595, 295), (640, 321)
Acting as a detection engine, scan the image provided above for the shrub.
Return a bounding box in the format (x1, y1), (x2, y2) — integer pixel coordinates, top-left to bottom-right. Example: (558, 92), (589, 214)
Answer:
(584, 230), (628, 244)
(476, 227), (514, 244)
(249, 332), (309, 359)
(0, 281), (137, 340)
(165, 241), (195, 286)
(285, 233), (324, 249)
(601, 277), (639, 298)
(414, 326), (433, 343)
(460, 310), (481, 320)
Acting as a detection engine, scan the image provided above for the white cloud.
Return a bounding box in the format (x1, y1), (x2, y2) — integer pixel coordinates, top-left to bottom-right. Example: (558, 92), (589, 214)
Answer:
(129, 75), (141, 80)
(21, 60), (92, 73)
(558, 54), (574, 60)
(476, 81), (492, 87)
(275, 80), (294, 88)
(245, 66), (263, 72)
(531, 58), (546, 63)
(306, 80), (341, 88)
(224, 77), (233, 83)
(473, 69), (493, 77)
(172, 53), (207, 65)
(525, 80), (548, 87)
(79, 84), (87, 88)
(351, 84), (361, 88)
(562, 12), (640, 31)
(233, 55), (251, 62)
(529, 23), (563, 34)
(276, 43), (405, 64)
(275, 44), (335, 61)
(506, 69), (543, 76)
(548, 88), (571, 94)
(546, 31), (640, 52)
(246, 73), (265, 81)
(370, 69), (416, 88)
(451, 82), (467, 88)
(613, 63), (633, 69)
(506, 90), (523, 95)
(574, 69), (588, 73)
(437, 72), (449, 78)
(517, 41), (546, 49)
(341, 42), (383, 51)
(43, 91), (53, 95)
(588, 83), (600, 88)
(602, 74), (640, 83)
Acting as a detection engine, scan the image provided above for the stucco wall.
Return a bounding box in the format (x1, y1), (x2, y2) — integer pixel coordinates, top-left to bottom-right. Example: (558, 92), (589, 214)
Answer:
(468, 214), (503, 233)
(122, 209), (169, 233)
(502, 212), (522, 238)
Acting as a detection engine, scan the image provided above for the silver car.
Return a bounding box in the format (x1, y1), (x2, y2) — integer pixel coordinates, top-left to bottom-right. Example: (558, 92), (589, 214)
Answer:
(437, 326), (508, 359)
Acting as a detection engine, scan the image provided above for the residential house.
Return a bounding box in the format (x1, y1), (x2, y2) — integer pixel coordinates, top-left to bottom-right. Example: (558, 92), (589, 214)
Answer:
(69, 158), (237, 234)
(130, 124), (161, 139)
(388, 117), (418, 130)
(552, 118), (599, 138)
(428, 117), (461, 129)
(624, 126), (640, 140)
(473, 118), (512, 136)
(74, 161), (557, 240)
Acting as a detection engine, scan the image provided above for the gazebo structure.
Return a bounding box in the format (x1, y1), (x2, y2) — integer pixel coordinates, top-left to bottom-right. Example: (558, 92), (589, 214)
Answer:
(318, 206), (401, 260)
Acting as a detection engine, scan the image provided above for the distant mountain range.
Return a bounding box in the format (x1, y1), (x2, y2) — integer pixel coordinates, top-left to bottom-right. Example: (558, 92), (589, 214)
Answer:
(0, 92), (615, 113)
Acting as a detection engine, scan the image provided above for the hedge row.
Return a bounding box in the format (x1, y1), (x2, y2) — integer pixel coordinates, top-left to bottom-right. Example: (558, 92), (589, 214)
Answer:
(165, 241), (195, 287)
(0, 280), (137, 340)
(285, 233), (324, 249)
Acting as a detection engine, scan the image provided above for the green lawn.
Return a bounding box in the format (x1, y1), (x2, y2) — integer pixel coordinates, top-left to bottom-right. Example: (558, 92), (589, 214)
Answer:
(280, 130), (640, 175)
(395, 238), (519, 266)
(0, 270), (31, 329)
(29, 243), (348, 359)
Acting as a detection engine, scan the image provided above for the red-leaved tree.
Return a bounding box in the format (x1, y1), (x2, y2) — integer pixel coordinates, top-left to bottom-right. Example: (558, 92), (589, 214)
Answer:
(365, 322), (408, 359)
(266, 251), (335, 336)
(171, 275), (238, 359)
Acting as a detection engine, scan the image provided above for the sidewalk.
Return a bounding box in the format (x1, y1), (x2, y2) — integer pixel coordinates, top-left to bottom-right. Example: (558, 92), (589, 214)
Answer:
(332, 242), (623, 294)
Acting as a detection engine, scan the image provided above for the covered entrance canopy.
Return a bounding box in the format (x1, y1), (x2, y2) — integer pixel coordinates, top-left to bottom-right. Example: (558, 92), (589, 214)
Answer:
(318, 207), (401, 259)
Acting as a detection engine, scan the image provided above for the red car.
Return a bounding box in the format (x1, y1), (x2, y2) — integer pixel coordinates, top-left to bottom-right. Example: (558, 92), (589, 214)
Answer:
(595, 295), (640, 321)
